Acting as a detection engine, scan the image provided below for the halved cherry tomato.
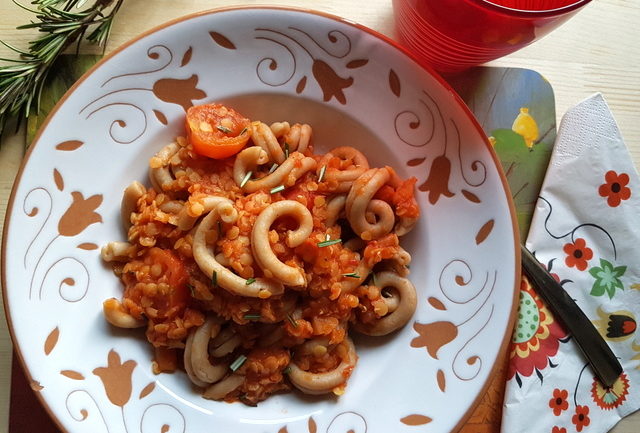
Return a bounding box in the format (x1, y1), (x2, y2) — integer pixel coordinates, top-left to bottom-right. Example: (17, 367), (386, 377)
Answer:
(185, 103), (252, 159)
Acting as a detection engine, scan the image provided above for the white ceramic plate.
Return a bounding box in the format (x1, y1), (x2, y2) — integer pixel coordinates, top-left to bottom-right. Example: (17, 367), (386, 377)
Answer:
(2, 7), (519, 433)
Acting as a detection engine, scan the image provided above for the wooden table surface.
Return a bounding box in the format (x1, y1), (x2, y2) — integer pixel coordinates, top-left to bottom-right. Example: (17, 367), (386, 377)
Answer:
(1, 0), (639, 432)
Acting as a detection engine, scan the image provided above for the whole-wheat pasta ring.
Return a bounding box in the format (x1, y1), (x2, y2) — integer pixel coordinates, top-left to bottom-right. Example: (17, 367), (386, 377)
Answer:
(354, 271), (417, 336)
(176, 196), (238, 231)
(395, 215), (419, 237)
(203, 373), (245, 400)
(269, 121), (290, 138)
(193, 201), (284, 298)
(284, 123), (312, 154)
(251, 121), (286, 164)
(288, 337), (357, 395)
(120, 181), (146, 230)
(238, 151), (317, 193)
(102, 298), (145, 328)
(251, 200), (313, 287)
(184, 316), (228, 386)
(233, 146), (270, 187)
(325, 194), (346, 228)
(346, 167), (395, 240)
(318, 146), (370, 193)
(101, 241), (135, 262)
(149, 142), (181, 191)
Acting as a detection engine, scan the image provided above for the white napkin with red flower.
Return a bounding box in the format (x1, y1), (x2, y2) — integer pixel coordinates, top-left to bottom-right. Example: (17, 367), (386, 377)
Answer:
(501, 93), (640, 433)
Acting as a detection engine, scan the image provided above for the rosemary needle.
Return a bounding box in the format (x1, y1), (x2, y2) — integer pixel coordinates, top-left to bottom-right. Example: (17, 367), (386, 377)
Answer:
(0, 0), (124, 140)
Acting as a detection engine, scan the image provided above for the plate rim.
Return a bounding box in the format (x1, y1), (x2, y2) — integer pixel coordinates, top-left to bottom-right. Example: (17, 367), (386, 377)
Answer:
(1, 5), (522, 432)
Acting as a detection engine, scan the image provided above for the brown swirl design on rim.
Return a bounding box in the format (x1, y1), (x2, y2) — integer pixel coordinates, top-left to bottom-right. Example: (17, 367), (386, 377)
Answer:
(451, 119), (487, 188)
(326, 411), (367, 433)
(82, 101), (149, 145)
(101, 45), (173, 87)
(25, 178), (102, 301)
(288, 27), (352, 58)
(65, 389), (109, 430)
(59, 348), (181, 433)
(37, 256), (90, 302)
(412, 265), (498, 385)
(452, 305), (494, 381)
(254, 27), (363, 104)
(81, 44), (205, 144)
(438, 259), (486, 305)
(23, 187), (52, 269)
(394, 92), (440, 148)
(140, 404), (186, 433)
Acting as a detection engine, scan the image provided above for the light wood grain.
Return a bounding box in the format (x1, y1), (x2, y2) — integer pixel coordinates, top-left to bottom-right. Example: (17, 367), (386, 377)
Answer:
(1, 1), (638, 432)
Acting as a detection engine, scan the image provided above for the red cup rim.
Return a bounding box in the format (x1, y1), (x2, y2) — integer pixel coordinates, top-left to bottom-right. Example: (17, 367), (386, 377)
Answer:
(469, 0), (593, 17)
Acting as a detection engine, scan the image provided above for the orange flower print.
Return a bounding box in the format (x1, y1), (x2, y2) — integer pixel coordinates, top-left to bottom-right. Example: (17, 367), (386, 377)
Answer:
(563, 238), (593, 271)
(591, 373), (630, 410)
(93, 350), (137, 407)
(571, 405), (590, 432)
(418, 155), (454, 205)
(598, 170), (631, 207)
(57, 191), (103, 237)
(549, 388), (569, 416)
(312, 59), (353, 105)
(552, 427), (567, 433)
(508, 276), (568, 380)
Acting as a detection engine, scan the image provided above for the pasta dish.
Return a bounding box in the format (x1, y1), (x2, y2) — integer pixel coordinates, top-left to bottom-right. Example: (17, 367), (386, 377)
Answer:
(101, 103), (420, 405)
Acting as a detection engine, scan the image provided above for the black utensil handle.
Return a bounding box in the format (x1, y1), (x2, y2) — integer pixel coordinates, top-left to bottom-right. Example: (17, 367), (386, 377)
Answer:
(520, 245), (622, 387)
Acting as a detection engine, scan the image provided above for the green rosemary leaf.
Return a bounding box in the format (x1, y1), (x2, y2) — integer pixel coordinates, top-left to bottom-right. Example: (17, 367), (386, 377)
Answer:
(245, 277), (256, 285)
(239, 171), (252, 188)
(317, 238), (342, 248)
(342, 272), (360, 279)
(230, 354), (247, 372)
(286, 313), (298, 328)
(317, 165), (326, 183)
(0, 0), (122, 139)
(270, 185), (285, 194)
(243, 313), (261, 320)
(211, 271), (217, 287)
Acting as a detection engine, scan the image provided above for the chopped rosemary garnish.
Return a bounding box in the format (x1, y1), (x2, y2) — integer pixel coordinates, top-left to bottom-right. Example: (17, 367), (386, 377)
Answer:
(286, 313), (298, 328)
(211, 271), (217, 287)
(240, 171), (252, 188)
(317, 165), (327, 183)
(269, 163), (279, 173)
(245, 277), (256, 285)
(239, 127), (248, 135)
(230, 354), (247, 372)
(216, 125), (232, 134)
(284, 142), (290, 159)
(282, 366), (291, 375)
(187, 283), (196, 296)
(270, 185), (285, 194)
(243, 313), (261, 320)
(317, 238), (342, 248)
(342, 272), (360, 279)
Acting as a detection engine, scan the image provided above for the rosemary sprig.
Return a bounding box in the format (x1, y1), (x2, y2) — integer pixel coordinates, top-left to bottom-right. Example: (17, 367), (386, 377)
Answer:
(0, 0), (124, 138)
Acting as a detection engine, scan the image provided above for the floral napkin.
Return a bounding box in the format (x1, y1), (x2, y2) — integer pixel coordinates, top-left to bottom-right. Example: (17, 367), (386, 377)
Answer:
(501, 93), (640, 432)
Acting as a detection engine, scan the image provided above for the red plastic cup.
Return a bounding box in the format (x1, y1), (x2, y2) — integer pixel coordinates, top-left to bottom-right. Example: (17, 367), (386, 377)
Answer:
(393, 0), (593, 73)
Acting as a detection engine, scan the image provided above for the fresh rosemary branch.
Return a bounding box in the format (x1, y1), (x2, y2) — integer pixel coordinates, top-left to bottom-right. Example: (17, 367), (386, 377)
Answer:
(0, 0), (124, 138)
